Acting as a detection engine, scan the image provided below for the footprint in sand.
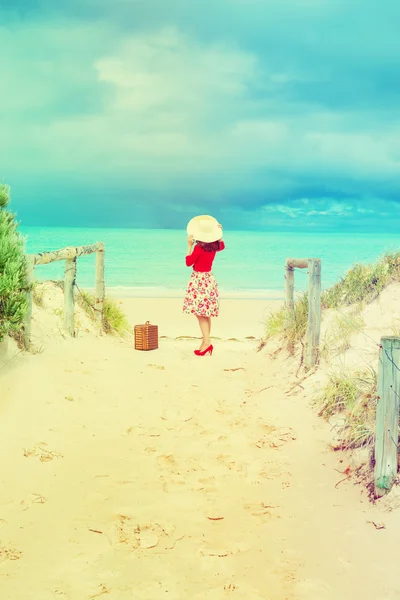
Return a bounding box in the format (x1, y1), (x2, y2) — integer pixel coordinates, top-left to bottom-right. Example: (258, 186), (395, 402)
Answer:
(193, 476), (218, 495)
(216, 454), (247, 474)
(275, 551), (305, 585)
(193, 588), (265, 600)
(258, 462), (291, 481)
(87, 583), (111, 599)
(161, 407), (193, 427)
(258, 423), (278, 435)
(23, 443), (63, 462)
(111, 516), (183, 552)
(215, 402), (231, 416)
(51, 583), (109, 599)
(229, 417), (248, 429)
(0, 546), (23, 562)
(21, 493), (47, 511)
(244, 502), (279, 520)
(161, 476), (186, 493)
(199, 541), (250, 559)
(255, 427), (296, 450)
(127, 425), (161, 438)
(157, 454), (178, 469)
(53, 591), (68, 599)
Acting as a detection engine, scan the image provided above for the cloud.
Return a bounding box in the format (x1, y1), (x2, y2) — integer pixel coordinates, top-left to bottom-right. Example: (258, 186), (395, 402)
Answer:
(0, 0), (400, 227)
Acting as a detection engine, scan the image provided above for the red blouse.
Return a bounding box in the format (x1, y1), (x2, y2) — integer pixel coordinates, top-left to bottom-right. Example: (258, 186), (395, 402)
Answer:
(186, 241), (225, 272)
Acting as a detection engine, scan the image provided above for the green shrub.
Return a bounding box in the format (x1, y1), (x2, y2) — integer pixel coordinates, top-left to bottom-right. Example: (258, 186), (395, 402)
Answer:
(0, 183), (28, 342)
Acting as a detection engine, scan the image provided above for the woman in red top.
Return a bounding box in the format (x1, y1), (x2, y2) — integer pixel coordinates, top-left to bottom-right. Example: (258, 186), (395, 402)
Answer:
(183, 216), (225, 356)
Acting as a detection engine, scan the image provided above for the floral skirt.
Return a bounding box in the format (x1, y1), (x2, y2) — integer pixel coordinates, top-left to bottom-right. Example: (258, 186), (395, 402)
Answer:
(183, 271), (220, 317)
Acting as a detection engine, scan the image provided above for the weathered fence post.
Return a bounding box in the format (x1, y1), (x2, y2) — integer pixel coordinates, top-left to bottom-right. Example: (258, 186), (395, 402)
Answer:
(64, 257), (77, 336)
(285, 259), (295, 311)
(23, 242), (105, 346)
(95, 243), (105, 327)
(23, 255), (36, 349)
(306, 258), (321, 368)
(374, 337), (400, 498)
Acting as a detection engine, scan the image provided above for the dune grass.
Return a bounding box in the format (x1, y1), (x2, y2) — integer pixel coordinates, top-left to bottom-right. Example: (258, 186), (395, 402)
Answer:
(33, 282), (45, 308)
(320, 307), (365, 361)
(263, 251), (400, 458)
(76, 290), (130, 335)
(33, 282), (130, 336)
(263, 292), (309, 354)
(314, 367), (377, 451)
(322, 250), (400, 309)
(264, 250), (400, 354)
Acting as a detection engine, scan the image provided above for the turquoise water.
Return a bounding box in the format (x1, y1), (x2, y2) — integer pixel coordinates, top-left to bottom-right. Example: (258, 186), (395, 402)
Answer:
(20, 227), (400, 298)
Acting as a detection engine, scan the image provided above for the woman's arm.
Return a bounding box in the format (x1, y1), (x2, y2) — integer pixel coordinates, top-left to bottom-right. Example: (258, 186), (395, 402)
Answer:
(186, 236), (200, 266)
(187, 234), (195, 256)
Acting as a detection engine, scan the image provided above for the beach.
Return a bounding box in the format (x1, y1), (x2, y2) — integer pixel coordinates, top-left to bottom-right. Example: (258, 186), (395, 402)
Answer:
(116, 297), (279, 341)
(2, 286), (400, 599)
(3, 0), (400, 593)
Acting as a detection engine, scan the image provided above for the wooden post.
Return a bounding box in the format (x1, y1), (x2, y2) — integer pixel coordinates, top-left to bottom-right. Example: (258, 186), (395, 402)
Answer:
(23, 255), (36, 349)
(285, 260), (295, 311)
(64, 257), (77, 336)
(95, 244), (105, 327)
(284, 260), (295, 338)
(33, 242), (104, 265)
(306, 258), (321, 368)
(22, 242), (104, 349)
(374, 337), (400, 498)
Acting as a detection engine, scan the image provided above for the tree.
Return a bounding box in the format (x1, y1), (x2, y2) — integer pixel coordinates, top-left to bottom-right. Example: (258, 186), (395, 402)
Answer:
(0, 183), (28, 342)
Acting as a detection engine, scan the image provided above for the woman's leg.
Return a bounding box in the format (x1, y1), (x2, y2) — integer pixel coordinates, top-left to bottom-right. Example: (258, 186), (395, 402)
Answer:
(196, 315), (211, 350)
(207, 317), (212, 340)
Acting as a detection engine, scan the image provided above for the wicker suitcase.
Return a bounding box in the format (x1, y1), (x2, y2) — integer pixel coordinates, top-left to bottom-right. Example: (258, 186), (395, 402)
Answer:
(134, 321), (159, 351)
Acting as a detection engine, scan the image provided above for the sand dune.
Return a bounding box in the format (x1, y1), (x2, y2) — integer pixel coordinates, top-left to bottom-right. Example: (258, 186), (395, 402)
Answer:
(1, 285), (400, 599)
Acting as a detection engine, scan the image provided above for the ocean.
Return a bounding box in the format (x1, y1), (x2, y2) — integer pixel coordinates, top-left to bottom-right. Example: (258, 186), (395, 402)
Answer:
(20, 227), (400, 299)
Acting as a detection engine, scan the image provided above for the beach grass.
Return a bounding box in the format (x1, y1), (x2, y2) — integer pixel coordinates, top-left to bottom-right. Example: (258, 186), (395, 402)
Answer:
(76, 290), (130, 335)
(32, 282), (130, 336)
(322, 250), (400, 309)
(314, 367), (377, 450)
(263, 292), (308, 353)
(33, 282), (46, 308)
(320, 307), (365, 360)
(262, 252), (400, 457)
(263, 251), (400, 353)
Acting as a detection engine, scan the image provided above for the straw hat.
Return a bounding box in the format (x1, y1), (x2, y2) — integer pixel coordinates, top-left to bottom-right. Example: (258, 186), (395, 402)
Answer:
(187, 215), (222, 243)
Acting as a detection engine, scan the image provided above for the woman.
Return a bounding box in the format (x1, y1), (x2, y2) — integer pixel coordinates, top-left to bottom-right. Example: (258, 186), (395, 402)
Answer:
(183, 215), (225, 356)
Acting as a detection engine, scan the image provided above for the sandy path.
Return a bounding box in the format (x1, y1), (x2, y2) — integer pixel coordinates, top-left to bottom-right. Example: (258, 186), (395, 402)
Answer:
(1, 330), (400, 599)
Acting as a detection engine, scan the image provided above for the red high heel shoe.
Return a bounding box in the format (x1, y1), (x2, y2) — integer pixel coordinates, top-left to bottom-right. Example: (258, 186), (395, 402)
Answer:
(194, 344), (213, 356)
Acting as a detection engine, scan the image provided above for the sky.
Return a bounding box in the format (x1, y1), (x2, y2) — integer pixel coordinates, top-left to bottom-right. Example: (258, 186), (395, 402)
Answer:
(1, 0), (400, 231)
